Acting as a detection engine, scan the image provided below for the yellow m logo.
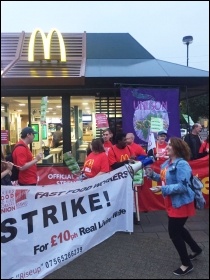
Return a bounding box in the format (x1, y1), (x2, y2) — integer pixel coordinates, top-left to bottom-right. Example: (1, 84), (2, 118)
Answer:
(120, 154), (130, 162)
(28, 28), (66, 62)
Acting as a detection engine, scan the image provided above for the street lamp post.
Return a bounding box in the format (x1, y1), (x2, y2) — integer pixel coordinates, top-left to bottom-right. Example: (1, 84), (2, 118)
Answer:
(182, 36), (193, 67)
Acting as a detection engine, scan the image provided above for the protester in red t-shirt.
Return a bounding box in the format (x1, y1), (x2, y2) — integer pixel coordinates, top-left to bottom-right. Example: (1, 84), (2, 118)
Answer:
(108, 132), (135, 170)
(199, 135), (209, 158)
(102, 128), (113, 155)
(148, 130), (169, 160)
(82, 138), (110, 178)
(126, 132), (146, 157)
(12, 127), (43, 185)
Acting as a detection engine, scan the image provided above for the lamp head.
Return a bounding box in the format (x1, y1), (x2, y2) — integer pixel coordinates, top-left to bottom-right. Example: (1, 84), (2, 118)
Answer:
(182, 36), (193, 44)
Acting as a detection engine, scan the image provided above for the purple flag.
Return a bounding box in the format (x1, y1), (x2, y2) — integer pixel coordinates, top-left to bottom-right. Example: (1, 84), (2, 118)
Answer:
(120, 87), (180, 145)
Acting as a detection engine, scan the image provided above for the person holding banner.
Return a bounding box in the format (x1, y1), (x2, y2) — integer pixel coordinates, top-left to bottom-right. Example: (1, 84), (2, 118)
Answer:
(108, 132), (136, 170)
(126, 133), (146, 225)
(81, 138), (110, 179)
(145, 137), (202, 276)
(12, 127), (43, 186)
(1, 150), (13, 185)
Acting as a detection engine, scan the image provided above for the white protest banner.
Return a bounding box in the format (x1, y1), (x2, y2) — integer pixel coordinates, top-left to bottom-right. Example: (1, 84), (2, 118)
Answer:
(1, 166), (134, 279)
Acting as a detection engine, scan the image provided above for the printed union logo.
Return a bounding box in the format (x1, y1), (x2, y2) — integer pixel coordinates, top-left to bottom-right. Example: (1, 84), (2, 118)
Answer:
(15, 189), (29, 203)
(1, 189), (29, 213)
(28, 28), (66, 62)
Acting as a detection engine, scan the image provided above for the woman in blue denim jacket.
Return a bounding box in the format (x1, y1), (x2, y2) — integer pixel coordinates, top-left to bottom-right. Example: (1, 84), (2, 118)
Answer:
(145, 137), (202, 276)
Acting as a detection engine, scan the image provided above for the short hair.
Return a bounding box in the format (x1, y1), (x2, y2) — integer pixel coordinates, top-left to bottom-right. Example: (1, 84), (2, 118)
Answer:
(192, 123), (201, 130)
(126, 133), (135, 140)
(103, 128), (112, 135)
(56, 124), (62, 130)
(115, 132), (126, 143)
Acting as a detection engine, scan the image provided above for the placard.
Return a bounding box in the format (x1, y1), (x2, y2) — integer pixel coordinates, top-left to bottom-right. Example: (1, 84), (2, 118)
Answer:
(1, 130), (9, 144)
(95, 113), (109, 128)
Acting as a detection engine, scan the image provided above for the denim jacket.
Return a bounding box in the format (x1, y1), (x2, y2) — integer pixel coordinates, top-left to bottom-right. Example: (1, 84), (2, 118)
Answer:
(150, 158), (195, 208)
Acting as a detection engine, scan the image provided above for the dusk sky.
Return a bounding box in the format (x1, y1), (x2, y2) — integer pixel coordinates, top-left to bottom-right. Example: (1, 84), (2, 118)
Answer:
(1, 1), (209, 71)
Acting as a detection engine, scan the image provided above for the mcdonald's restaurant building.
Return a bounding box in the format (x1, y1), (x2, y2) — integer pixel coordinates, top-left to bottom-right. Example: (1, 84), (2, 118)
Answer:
(1, 30), (209, 166)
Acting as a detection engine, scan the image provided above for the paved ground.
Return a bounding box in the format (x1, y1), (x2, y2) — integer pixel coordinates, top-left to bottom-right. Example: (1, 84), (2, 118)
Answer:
(44, 209), (209, 279)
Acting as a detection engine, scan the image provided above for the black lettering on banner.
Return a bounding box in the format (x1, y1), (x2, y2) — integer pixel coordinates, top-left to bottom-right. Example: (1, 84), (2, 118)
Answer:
(2, 185), (122, 243)
(1, 218), (17, 243)
(43, 205), (59, 227)
(71, 197), (86, 217)
(118, 172), (124, 179)
(35, 191), (66, 199)
(48, 192), (60, 197)
(61, 201), (68, 221)
(89, 193), (102, 211)
(22, 210), (38, 234)
(112, 174), (119, 181)
(103, 191), (111, 207)
(93, 182), (102, 188)
(45, 247), (83, 268)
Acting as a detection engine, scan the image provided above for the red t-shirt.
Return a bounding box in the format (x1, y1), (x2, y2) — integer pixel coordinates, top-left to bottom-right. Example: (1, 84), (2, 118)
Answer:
(12, 140), (38, 185)
(103, 141), (113, 155)
(108, 145), (134, 169)
(199, 141), (209, 153)
(128, 142), (146, 157)
(83, 152), (110, 178)
(160, 165), (195, 218)
(154, 141), (168, 159)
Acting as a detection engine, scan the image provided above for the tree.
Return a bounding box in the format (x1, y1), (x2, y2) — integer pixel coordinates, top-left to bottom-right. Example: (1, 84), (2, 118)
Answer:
(180, 94), (209, 127)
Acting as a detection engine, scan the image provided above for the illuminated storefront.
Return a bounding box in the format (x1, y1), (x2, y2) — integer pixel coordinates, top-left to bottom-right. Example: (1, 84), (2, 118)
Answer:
(1, 30), (209, 165)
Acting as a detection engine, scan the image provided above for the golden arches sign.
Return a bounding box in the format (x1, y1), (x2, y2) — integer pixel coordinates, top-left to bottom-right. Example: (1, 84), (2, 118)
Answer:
(28, 28), (66, 62)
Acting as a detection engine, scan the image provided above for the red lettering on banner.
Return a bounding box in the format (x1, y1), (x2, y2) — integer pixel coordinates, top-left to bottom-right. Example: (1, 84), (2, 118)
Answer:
(37, 166), (78, 185)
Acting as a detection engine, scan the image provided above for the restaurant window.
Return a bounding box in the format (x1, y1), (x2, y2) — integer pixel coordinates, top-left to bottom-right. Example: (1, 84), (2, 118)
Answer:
(31, 96), (62, 164)
(95, 96), (122, 138)
(1, 96), (28, 154)
(1, 95), (64, 165)
(70, 96), (95, 165)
